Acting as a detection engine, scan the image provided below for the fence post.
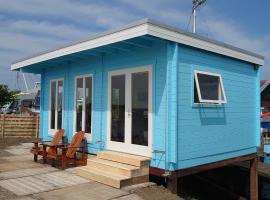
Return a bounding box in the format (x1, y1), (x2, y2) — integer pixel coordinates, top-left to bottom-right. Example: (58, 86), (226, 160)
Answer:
(1, 114), (5, 138)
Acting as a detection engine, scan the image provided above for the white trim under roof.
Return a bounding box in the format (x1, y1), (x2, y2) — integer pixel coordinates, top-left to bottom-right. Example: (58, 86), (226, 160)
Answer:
(11, 19), (264, 70)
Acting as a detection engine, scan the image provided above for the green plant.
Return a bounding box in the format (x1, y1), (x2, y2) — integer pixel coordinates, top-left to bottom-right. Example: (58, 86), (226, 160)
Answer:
(0, 85), (19, 108)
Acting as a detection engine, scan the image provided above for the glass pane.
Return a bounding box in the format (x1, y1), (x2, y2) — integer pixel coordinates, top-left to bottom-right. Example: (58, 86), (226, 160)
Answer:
(85, 77), (92, 133)
(76, 78), (83, 132)
(50, 81), (56, 129)
(111, 75), (125, 142)
(197, 73), (220, 101)
(131, 72), (148, 146)
(57, 81), (63, 130)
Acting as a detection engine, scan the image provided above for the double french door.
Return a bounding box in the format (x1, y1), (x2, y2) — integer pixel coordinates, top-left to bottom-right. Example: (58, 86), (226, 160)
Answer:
(107, 66), (152, 157)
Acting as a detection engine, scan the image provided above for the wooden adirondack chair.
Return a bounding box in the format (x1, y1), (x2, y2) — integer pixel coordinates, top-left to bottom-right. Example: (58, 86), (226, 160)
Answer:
(31, 129), (65, 163)
(44, 131), (87, 170)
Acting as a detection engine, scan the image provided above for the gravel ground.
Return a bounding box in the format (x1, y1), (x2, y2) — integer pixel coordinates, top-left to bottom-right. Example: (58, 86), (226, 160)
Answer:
(135, 185), (184, 200)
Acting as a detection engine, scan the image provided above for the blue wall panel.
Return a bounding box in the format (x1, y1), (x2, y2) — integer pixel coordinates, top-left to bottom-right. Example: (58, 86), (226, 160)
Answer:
(177, 44), (259, 169)
(38, 39), (260, 171)
(39, 40), (168, 169)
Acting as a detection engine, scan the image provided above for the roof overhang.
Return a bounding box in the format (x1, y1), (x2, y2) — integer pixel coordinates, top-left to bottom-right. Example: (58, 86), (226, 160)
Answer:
(11, 19), (264, 70)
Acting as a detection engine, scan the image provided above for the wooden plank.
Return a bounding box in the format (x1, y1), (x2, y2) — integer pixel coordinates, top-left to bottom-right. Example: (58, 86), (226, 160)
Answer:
(4, 126), (36, 130)
(6, 119), (36, 122)
(3, 135), (36, 138)
(171, 153), (257, 178)
(4, 134), (36, 137)
(5, 121), (36, 124)
(4, 115), (35, 118)
(4, 131), (36, 134)
(250, 157), (258, 200)
(5, 118), (36, 121)
(5, 124), (36, 129)
(1, 114), (5, 138)
(4, 123), (36, 127)
(35, 115), (39, 138)
(149, 167), (165, 176)
(4, 129), (36, 132)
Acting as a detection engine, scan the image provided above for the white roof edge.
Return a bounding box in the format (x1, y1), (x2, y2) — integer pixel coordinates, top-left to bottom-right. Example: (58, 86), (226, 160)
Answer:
(11, 18), (264, 70)
(146, 23), (264, 66)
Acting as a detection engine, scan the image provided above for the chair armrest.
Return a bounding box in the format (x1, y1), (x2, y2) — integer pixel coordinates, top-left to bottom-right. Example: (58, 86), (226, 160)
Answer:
(41, 140), (52, 143)
(59, 146), (84, 150)
(41, 143), (65, 148)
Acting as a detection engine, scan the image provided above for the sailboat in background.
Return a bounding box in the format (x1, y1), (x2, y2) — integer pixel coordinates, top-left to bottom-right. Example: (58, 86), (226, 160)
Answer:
(0, 73), (40, 114)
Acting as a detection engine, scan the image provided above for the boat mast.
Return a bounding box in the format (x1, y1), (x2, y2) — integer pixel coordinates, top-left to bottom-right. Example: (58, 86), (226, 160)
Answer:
(22, 73), (29, 92)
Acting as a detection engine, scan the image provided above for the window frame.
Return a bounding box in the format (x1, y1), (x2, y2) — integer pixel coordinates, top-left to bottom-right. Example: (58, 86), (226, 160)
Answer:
(73, 74), (93, 141)
(49, 78), (64, 135)
(194, 70), (227, 104)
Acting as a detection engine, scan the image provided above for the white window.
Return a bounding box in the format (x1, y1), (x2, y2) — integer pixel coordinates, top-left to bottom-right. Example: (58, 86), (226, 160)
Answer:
(74, 75), (93, 137)
(194, 70), (226, 104)
(49, 79), (63, 132)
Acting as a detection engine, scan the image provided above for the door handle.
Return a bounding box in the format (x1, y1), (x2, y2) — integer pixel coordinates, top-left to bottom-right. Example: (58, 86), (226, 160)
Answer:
(128, 109), (132, 117)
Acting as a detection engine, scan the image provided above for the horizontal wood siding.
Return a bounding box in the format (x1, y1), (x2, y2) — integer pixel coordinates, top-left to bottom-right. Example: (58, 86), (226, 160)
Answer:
(0, 115), (39, 137)
(177, 44), (259, 169)
(40, 39), (168, 169)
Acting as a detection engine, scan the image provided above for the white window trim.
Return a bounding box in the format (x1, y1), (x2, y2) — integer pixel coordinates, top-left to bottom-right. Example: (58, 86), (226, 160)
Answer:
(48, 78), (64, 135)
(194, 70), (227, 104)
(73, 74), (93, 141)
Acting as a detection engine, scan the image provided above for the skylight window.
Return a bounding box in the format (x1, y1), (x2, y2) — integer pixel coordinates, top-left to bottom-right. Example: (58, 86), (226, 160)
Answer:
(194, 70), (226, 104)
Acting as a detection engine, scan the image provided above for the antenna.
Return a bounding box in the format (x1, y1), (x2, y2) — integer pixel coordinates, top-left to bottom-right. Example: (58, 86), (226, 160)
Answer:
(192, 0), (206, 33)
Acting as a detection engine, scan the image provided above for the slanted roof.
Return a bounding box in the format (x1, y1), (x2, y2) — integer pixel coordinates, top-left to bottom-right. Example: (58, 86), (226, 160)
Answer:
(11, 18), (264, 70)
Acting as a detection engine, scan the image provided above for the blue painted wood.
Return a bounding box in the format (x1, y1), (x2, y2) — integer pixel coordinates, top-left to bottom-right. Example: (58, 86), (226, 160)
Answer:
(166, 42), (178, 171)
(35, 38), (259, 171)
(39, 40), (167, 167)
(177, 44), (259, 169)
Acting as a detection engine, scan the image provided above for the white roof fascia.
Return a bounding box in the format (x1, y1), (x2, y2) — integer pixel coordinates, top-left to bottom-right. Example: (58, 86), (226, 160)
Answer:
(147, 23), (264, 66)
(11, 19), (264, 70)
(11, 23), (148, 70)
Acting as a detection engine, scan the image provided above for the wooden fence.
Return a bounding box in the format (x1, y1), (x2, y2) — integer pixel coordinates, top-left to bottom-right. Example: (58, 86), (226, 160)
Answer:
(0, 114), (39, 138)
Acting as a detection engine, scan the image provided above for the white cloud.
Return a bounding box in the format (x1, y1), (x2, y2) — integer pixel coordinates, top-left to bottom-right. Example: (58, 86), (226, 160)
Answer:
(0, 0), (269, 90)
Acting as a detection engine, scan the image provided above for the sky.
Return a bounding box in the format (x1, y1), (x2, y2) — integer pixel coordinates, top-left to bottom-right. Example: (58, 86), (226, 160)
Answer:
(0, 0), (269, 91)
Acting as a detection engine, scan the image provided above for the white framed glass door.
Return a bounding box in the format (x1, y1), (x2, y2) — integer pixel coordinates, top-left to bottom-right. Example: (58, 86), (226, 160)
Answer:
(49, 79), (63, 135)
(107, 65), (152, 157)
(74, 75), (93, 141)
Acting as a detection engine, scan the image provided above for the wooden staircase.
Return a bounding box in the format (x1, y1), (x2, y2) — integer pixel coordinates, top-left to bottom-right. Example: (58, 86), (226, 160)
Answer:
(75, 150), (150, 188)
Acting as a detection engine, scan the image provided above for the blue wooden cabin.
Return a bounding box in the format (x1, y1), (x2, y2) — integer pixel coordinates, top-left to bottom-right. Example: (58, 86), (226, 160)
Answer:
(11, 19), (264, 179)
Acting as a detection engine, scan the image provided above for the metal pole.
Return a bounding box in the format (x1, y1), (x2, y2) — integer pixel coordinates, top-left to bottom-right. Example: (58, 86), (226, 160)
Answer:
(22, 73), (29, 91)
(193, 8), (196, 33)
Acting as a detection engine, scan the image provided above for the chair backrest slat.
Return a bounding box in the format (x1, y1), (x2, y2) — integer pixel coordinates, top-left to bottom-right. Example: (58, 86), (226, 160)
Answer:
(66, 131), (85, 159)
(47, 129), (64, 155)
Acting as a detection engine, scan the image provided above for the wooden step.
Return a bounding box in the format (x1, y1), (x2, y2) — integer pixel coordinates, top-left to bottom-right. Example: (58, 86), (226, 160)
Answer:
(75, 166), (129, 188)
(87, 156), (148, 177)
(97, 151), (150, 167)
(75, 166), (149, 188)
